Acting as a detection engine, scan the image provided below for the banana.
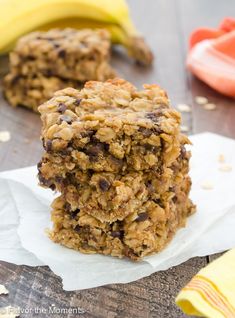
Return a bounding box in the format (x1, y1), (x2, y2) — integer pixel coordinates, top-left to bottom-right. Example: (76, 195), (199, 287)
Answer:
(0, 0), (153, 65)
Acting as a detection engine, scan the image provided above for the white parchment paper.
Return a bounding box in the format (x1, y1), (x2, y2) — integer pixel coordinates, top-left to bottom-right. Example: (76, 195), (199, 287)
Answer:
(0, 132), (235, 290)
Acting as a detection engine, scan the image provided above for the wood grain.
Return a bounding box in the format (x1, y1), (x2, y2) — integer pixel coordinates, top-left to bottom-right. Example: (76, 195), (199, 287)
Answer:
(0, 0), (235, 317)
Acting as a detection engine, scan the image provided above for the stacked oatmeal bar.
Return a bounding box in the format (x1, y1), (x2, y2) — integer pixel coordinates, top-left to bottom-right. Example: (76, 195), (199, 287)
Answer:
(3, 28), (115, 112)
(38, 78), (195, 260)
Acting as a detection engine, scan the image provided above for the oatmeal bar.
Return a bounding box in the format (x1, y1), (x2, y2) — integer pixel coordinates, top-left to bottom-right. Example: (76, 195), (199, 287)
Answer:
(49, 176), (195, 260)
(38, 149), (190, 222)
(9, 28), (115, 82)
(3, 73), (80, 112)
(39, 79), (190, 172)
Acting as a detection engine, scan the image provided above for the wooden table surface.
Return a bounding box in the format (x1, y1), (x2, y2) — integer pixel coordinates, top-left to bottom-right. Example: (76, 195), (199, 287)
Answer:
(0, 0), (235, 317)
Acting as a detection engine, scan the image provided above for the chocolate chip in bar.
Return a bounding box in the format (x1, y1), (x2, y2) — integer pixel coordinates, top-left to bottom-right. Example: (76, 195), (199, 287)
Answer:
(136, 212), (148, 222)
(64, 202), (71, 212)
(11, 75), (21, 85)
(74, 225), (81, 233)
(70, 209), (80, 219)
(58, 49), (66, 58)
(60, 115), (72, 124)
(45, 140), (53, 152)
(99, 178), (110, 192)
(57, 103), (67, 114)
(111, 230), (124, 239)
(138, 127), (153, 137)
(80, 130), (95, 138)
(38, 173), (55, 190)
(74, 98), (82, 106)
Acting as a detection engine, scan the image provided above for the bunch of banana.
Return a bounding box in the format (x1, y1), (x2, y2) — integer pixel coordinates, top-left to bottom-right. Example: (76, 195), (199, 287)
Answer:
(0, 0), (153, 65)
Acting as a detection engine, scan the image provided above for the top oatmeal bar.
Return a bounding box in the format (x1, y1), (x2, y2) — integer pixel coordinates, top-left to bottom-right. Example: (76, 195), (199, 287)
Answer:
(9, 28), (115, 82)
(39, 78), (190, 173)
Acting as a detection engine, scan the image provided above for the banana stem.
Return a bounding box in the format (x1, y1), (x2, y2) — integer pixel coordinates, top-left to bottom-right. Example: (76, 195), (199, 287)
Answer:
(126, 36), (153, 66)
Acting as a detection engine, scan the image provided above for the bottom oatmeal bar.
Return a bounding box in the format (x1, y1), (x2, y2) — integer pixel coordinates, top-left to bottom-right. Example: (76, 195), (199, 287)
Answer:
(49, 177), (195, 260)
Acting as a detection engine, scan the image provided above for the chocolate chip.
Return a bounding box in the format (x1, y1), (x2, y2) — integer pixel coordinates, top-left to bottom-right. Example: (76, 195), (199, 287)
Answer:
(146, 180), (155, 193)
(153, 199), (164, 208)
(44, 140), (53, 152)
(58, 49), (66, 58)
(60, 115), (72, 124)
(58, 146), (73, 156)
(85, 146), (99, 160)
(57, 103), (67, 113)
(152, 126), (163, 134)
(172, 196), (177, 203)
(111, 231), (124, 239)
(37, 161), (42, 170)
(70, 209), (80, 219)
(103, 143), (109, 152)
(99, 178), (110, 192)
(81, 130), (95, 138)
(11, 75), (21, 85)
(146, 110), (163, 122)
(53, 43), (60, 48)
(42, 69), (53, 77)
(64, 202), (71, 212)
(49, 184), (56, 191)
(74, 225), (81, 233)
(38, 173), (55, 190)
(87, 169), (94, 178)
(27, 55), (35, 61)
(179, 146), (187, 160)
(74, 98), (82, 106)
(139, 127), (153, 137)
(144, 144), (156, 152)
(146, 112), (158, 121)
(85, 142), (109, 162)
(135, 212), (148, 222)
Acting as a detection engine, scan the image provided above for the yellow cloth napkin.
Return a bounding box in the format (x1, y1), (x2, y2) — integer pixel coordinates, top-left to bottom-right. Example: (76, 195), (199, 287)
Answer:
(176, 249), (235, 318)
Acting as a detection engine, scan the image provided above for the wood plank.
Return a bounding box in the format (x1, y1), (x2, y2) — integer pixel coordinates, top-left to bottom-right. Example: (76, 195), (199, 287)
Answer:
(0, 258), (205, 317)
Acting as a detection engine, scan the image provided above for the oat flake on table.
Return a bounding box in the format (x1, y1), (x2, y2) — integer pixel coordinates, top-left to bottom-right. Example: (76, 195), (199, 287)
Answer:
(0, 131), (11, 143)
(177, 104), (191, 112)
(195, 96), (208, 105)
(204, 103), (216, 110)
(180, 125), (189, 132)
(0, 284), (8, 295)
(219, 164), (233, 172)
(201, 181), (214, 190)
(0, 306), (20, 318)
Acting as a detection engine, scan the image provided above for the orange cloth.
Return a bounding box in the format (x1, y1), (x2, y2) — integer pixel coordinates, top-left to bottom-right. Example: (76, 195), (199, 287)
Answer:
(187, 18), (235, 98)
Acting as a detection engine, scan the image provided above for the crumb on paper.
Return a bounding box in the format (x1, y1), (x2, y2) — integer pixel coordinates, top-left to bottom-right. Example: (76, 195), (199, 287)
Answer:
(177, 104), (191, 113)
(201, 181), (214, 190)
(218, 154), (225, 163)
(0, 284), (8, 295)
(0, 306), (20, 318)
(180, 125), (189, 132)
(204, 103), (216, 110)
(195, 96), (208, 105)
(219, 164), (232, 172)
(0, 131), (11, 143)
(24, 138), (30, 144)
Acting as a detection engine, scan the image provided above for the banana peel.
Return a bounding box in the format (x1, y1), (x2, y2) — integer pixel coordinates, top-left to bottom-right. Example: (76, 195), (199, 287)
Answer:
(0, 0), (153, 65)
